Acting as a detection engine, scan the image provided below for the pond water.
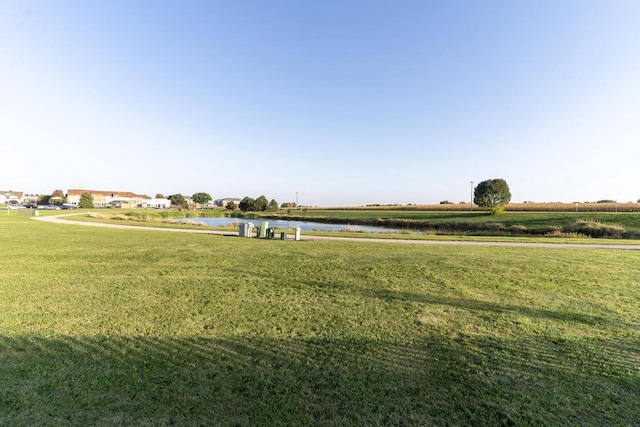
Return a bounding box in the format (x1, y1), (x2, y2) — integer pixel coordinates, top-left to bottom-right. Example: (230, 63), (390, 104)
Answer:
(175, 217), (401, 233)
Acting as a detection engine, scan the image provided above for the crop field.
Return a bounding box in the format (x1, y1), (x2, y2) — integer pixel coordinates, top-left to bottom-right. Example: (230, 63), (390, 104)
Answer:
(1, 213), (639, 425)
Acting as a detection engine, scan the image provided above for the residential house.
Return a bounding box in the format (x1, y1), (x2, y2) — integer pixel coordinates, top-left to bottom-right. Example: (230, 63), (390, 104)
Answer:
(0, 191), (24, 205)
(66, 189), (147, 208)
(140, 198), (171, 209)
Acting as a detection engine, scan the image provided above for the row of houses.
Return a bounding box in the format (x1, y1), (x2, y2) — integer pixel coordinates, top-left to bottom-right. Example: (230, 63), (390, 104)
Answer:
(65, 189), (171, 208)
(2, 189), (241, 209)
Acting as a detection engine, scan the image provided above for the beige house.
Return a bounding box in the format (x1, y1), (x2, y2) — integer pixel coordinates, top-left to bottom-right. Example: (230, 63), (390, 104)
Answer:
(66, 189), (147, 208)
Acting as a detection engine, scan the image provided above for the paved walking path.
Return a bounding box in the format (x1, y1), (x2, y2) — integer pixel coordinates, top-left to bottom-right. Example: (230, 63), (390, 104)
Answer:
(33, 213), (640, 251)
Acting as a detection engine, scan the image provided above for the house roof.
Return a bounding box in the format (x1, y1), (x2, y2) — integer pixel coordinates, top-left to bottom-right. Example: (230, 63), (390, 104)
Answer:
(67, 189), (147, 198)
(0, 191), (24, 198)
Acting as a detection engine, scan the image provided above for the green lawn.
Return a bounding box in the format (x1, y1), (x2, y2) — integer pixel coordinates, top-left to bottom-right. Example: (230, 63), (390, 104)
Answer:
(1, 213), (639, 425)
(291, 209), (640, 231)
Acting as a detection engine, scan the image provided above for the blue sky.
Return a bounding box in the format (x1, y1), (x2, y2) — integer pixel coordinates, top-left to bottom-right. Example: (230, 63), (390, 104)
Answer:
(1, 1), (639, 206)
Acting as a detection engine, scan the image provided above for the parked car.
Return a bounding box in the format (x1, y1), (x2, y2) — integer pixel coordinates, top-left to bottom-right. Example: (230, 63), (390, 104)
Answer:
(61, 204), (78, 210)
(25, 202), (38, 208)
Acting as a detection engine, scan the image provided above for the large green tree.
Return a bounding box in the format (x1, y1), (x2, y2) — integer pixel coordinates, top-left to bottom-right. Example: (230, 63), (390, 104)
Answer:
(169, 194), (186, 207)
(473, 179), (511, 215)
(254, 195), (268, 212)
(239, 197), (255, 212)
(268, 199), (279, 212)
(192, 192), (212, 206)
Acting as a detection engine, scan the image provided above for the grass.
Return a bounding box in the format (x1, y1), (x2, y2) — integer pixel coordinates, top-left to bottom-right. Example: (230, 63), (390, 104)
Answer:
(1, 213), (639, 425)
(273, 210), (640, 238)
(288, 209), (640, 229)
(59, 211), (640, 245)
(43, 207), (640, 238)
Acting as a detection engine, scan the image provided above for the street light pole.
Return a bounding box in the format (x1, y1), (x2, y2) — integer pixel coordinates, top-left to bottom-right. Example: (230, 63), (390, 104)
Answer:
(470, 181), (474, 211)
(296, 192), (298, 207)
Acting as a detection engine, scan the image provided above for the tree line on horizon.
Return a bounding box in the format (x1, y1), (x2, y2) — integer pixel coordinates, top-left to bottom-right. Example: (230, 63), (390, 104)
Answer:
(23, 184), (640, 213)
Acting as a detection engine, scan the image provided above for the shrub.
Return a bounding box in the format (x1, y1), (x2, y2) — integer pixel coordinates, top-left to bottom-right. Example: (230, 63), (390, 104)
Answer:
(79, 192), (94, 209)
(489, 205), (505, 215)
(507, 224), (528, 234)
(545, 228), (589, 238)
(562, 221), (626, 238)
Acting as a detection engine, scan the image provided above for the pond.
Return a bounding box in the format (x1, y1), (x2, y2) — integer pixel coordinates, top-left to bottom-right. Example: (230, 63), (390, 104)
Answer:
(175, 217), (402, 233)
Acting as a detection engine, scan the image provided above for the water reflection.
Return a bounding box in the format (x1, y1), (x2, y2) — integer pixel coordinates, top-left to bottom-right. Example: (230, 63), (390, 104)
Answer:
(176, 217), (400, 233)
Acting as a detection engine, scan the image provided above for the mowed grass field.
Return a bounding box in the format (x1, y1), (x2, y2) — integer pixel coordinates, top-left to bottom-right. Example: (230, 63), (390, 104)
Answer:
(1, 212), (639, 425)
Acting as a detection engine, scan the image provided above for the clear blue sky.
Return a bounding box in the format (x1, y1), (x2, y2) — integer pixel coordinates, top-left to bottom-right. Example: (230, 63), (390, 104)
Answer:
(1, 1), (639, 206)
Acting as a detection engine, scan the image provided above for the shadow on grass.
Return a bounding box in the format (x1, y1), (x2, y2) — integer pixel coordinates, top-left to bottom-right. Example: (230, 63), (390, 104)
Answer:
(341, 282), (634, 330)
(1, 331), (637, 426)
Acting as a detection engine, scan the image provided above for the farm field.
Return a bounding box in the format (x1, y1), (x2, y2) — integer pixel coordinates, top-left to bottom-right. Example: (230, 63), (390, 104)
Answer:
(1, 213), (639, 425)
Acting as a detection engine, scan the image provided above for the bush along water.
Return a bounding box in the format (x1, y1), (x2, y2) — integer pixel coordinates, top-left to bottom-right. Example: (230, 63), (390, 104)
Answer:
(262, 214), (640, 239)
(561, 221), (640, 239)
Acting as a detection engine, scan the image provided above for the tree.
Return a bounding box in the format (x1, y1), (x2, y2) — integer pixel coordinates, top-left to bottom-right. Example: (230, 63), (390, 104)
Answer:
(78, 192), (94, 209)
(155, 193), (164, 199)
(192, 192), (212, 206)
(254, 195), (268, 212)
(268, 199), (279, 212)
(51, 189), (66, 204)
(169, 194), (185, 207)
(239, 197), (255, 212)
(473, 178), (511, 215)
(226, 201), (236, 210)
